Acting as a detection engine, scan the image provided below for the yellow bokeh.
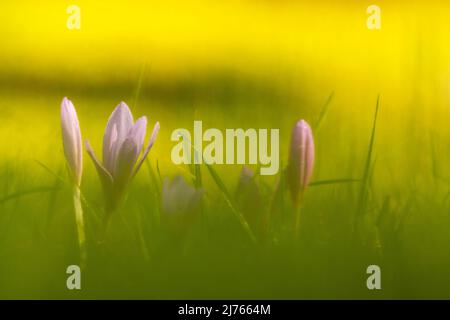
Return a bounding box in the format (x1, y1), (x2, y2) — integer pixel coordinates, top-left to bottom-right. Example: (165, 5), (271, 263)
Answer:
(0, 1), (449, 188)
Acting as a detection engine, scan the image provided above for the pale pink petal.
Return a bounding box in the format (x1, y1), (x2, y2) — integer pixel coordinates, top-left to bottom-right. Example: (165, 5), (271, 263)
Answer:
(104, 124), (118, 173)
(129, 116), (147, 155)
(103, 102), (134, 171)
(85, 139), (113, 193)
(113, 137), (139, 189)
(132, 121), (160, 178)
(304, 124), (315, 188)
(61, 97), (83, 186)
(287, 119), (315, 205)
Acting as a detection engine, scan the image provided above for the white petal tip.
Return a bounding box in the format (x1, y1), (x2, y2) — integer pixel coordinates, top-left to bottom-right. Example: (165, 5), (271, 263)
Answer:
(118, 101), (130, 110)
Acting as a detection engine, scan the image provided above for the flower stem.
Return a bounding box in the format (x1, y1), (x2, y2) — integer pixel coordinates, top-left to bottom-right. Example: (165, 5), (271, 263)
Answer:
(294, 192), (304, 239)
(73, 186), (87, 269)
(294, 203), (302, 239)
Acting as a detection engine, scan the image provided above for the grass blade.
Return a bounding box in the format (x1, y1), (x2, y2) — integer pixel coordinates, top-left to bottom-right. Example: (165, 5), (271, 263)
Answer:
(156, 160), (163, 185)
(35, 159), (101, 222)
(175, 130), (256, 243)
(194, 163), (202, 188)
(205, 163), (256, 243)
(35, 159), (66, 184)
(310, 178), (360, 187)
(131, 61), (149, 111)
(146, 159), (161, 198)
(357, 94), (380, 218)
(0, 186), (61, 205)
(314, 91), (334, 132)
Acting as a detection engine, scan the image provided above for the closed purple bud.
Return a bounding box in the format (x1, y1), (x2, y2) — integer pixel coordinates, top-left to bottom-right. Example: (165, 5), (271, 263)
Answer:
(287, 119), (315, 206)
(61, 97), (83, 186)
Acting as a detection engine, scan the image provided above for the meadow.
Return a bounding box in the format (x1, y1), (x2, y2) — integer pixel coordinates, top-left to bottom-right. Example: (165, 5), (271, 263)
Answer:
(0, 1), (449, 299)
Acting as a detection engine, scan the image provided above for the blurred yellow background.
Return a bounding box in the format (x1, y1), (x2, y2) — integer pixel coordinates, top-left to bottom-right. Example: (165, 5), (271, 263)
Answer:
(0, 0), (449, 190)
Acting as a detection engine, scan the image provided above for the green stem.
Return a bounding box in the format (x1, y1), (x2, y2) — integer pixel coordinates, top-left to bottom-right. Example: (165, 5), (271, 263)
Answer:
(73, 186), (87, 269)
(294, 192), (304, 239)
(294, 203), (301, 239)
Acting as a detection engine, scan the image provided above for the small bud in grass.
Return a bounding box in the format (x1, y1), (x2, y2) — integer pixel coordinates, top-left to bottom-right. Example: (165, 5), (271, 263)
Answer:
(85, 101), (160, 219)
(161, 176), (203, 237)
(286, 119), (315, 207)
(61, 97), (83, 186)
(236, 166), (267, 238)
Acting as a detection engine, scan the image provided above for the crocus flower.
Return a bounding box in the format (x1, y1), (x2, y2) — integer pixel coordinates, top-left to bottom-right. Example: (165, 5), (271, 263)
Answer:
(60, 97), (86, 267)
(61, 97), (83, 187)
(161, 176), (203, 237)
(286, 119), (315, 207)
(85, 102), (160, 217)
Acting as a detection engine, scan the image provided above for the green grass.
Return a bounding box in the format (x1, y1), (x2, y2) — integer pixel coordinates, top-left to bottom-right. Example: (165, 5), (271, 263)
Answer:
(0, 83), (449, 299)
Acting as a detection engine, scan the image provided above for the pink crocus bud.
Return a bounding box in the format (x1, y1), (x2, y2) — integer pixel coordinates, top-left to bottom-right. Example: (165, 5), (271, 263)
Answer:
(61, 97), (83, 187)
(85, 101), (160, 217)
(61, 97), (86, 266)
(286, 119), (315, 207)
